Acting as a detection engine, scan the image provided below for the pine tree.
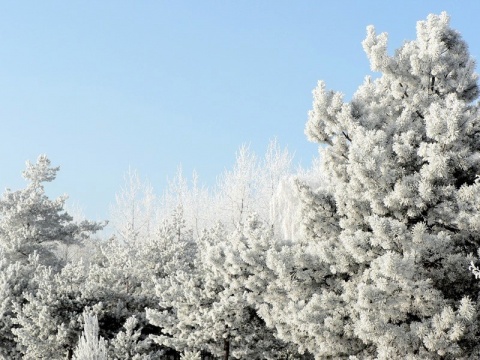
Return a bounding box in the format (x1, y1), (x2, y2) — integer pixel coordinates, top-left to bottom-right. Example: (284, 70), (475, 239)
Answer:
(0, 156), (105, 358)
(203, 214), (312, 359)
(259, 12), (480, 359)
(148, 212), (305, 360)
(146, 209), (211, 357)
(108, 316), (155, 360)
(12, 261), (88, 359)
(0, 255), (41, 358)
(0, 155), (104, 267)
(72, 312), (108, 360)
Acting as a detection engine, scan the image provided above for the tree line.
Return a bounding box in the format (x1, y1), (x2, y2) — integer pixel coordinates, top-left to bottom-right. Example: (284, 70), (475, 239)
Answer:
(2, 12), (480, 359)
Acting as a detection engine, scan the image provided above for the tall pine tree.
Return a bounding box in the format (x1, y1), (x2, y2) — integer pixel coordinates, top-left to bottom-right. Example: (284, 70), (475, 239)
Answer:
(258, 12), (480, 359)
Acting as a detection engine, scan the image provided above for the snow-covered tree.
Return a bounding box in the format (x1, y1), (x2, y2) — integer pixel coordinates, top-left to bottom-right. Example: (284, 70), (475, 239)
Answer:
(110, 169), (156, 245)
(83, 205), (195, 358)
(257, 138), (294, 229)
(108, 315), (156, 360)
(12, 261), (88, 359)
(146, 210), (211, 358)
(203, 214), (311, 359)
(0, 254), (42, 359)
(213, 140), (294, 236)
(159, 168), (211, 239)
(255, 12), (480, 359)
(119, 140), (295, 242)
(147, 212), (306, 360)
(215, 144), (258, 228)
(81, 239), (159, 356)
(0, 155), (104, 267)
(269, 155), (325, 242)
(72, 312), (108, 360)
(0, 156), (105, 358)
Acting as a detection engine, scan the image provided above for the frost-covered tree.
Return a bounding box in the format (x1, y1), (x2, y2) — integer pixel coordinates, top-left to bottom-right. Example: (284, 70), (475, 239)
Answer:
(12, 261), (88, 359)
(83, 206), (195, 358)
(0, 155), (104, 267)
(72, 312), (108, 360)
(110, 169), (156, 245)
(14, 251), (162, 359)
(12, 229), (167, 359)
(215, 144), (258, 228)
(159, 167), (211, 239)
(146, 210), (214, 358)
(108, 315), (157, 360)
(81, 239), (160, 357)
(257, 139), (294, 228)
(0, 254), (42, 359)
(203, 214), (311, 359)
(212, 140), (294, 237)
(141, 205), (196, 281)
(0, 156), (105, 358)
(255, 13), (480, 359)
(119, 140), (295, 242)
(147, 213), (304, 360)
(269, 155), (324, 242)
(214, 141), (293, 230)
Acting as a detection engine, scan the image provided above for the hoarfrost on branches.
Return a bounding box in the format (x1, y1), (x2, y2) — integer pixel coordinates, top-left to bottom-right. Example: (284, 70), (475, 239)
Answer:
(276, 11), (480, 359)
(72, 312), (108, 360)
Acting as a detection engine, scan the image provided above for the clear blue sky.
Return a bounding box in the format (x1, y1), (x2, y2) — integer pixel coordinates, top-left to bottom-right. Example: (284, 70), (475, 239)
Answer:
(1, 1), (479, 222)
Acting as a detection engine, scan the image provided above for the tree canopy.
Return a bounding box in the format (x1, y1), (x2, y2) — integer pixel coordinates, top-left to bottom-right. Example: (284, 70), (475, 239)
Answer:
(1, 12), (480, 360)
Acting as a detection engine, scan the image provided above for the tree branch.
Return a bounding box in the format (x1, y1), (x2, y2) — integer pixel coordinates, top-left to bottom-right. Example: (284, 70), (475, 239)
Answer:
(342, 131), (352, 142)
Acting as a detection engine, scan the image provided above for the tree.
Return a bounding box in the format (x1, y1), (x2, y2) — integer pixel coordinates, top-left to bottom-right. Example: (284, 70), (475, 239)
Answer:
(213, 140), (294, 234)
(203, 214), (312, 360)
(256, 13), (480, 359)
(269, 155), (324, 242)
(146, 209), (214, 358)
(0, 155), (104, 267)
(108, 315), (155, 360)
(257, 139), (294, 227)
(0, 255), (41, 359)
(110, 169), (156, 246)
(0, 156), (105, 358)
(81, 234), (166, 358)
(72, 312), (108, 360)
(12, 261), (88, 359)
(159, 167), (211, 239)
(148, 212), (305, 360)
(215, 145), (258, 228)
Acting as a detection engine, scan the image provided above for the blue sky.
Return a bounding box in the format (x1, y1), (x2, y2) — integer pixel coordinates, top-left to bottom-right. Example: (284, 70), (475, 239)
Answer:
(1, 1), (479, 222)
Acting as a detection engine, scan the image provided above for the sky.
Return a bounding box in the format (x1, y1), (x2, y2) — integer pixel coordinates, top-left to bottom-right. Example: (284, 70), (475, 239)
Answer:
(1, 1), (480, 223)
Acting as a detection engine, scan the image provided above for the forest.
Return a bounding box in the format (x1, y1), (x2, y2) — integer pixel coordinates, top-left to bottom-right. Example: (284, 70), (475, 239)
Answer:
(2, 12), (480, 359)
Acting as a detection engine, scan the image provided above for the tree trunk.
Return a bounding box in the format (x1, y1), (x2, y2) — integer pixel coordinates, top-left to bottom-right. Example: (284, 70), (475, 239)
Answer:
(223, 336), (230, 360)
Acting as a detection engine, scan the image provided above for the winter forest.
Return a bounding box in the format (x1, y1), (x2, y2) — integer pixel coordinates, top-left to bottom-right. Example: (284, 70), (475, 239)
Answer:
(3, 12), (480, 359)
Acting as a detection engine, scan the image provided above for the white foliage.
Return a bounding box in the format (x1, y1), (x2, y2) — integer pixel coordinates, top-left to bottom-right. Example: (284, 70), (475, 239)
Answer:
(215, 144), (258, 227)
(0, 254), (41, 359)
(181, 350), (202, 360)
(110, 169), (156, 245)
(214, 141), (294, 232)
(257, 12), (480, 359)
(72, 312), (108, 360)
(109, 316), (153, 360)
(147, 214), (296, 359)
(159, 167), (211, 239)
(0, 155), (104, 267)
(12, 260), (88, 359)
